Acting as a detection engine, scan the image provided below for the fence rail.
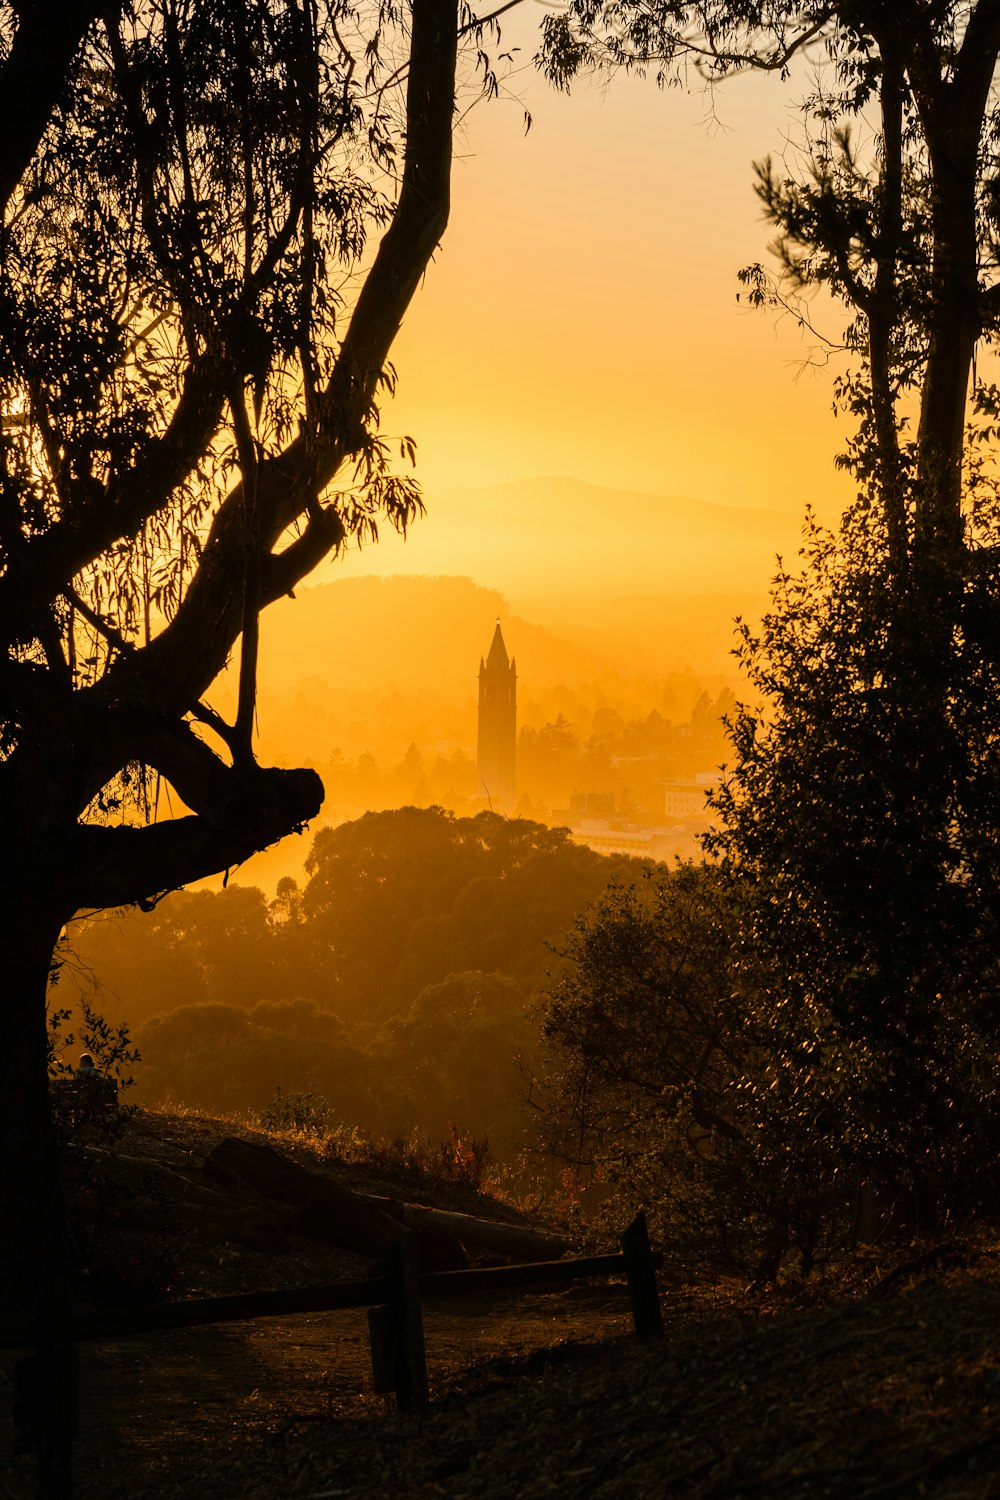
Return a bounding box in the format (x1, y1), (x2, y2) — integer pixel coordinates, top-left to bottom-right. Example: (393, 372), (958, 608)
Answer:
(2, 1212), (663, 1499)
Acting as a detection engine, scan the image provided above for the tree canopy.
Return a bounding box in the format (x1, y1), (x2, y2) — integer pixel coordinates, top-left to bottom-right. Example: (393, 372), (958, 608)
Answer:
(64, 807), (653, 1034)
(2, 0), (465, 919)
(533, 0), (1000, 1257)
(60, 808), (654, 1152)
(0, 0), (493, 1325)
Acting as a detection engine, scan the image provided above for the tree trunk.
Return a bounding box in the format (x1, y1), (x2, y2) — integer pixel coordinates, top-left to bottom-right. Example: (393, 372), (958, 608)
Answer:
(203, 1137), (413, 1259)
(366, 1197), (569, 1262)
(0, 899), (73, 1315)
(0, 898), (77, 1495)
(915, 108), (982, 570)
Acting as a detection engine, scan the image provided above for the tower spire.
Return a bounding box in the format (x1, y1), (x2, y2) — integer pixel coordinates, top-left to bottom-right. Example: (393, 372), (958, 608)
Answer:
(486, 618), (509, 669)
(477, 620), (517, 814)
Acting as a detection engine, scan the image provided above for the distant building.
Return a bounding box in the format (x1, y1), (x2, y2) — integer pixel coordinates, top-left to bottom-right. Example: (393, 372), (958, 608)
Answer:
(568, 791), (616, 823)
(663, 773), (720, 820)
(477, 620), (517, 814)
(570, 820), (676, 861)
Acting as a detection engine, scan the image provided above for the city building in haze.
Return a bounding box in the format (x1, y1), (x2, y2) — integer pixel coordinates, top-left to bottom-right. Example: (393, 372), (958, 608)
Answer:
(477, 620), (516, 813)
(663, 773), (720, 820)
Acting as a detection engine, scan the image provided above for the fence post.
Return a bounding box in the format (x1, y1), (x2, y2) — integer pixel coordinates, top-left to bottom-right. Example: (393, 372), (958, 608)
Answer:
(620, 1212), (664, 1342)
(366, 1302), (395, 1395)
(382, 1232), (429, 1411)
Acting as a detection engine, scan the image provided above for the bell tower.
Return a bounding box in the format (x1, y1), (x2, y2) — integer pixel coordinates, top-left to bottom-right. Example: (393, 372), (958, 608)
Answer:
(477, 620), (516, 814)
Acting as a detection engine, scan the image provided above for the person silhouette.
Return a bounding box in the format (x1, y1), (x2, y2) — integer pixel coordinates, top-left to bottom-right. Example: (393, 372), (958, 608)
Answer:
(72, 1051), (116, 1117)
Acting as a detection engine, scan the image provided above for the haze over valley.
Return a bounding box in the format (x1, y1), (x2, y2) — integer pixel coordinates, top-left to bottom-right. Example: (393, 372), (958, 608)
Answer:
(10, 11), (1000, 1490)
(65, 476), (802, 1134)
(206, 475), (810, 891)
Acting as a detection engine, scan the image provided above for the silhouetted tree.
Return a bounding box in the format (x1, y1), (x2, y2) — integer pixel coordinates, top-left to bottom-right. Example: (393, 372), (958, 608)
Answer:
(545, 1), (1000, 1215)
(707, 505), (1000, 1220)
(299, 808), (647, 1021)
(372, 970), (532, 1148)
(1, 0), (468, 1308)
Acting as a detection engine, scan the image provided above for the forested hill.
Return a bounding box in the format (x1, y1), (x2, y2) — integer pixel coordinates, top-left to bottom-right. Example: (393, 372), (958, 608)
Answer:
(59, 809), (652, 1155)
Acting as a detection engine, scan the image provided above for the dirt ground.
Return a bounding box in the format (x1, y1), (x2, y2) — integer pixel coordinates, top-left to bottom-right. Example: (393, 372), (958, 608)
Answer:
(1, 1287), (633, 1498)
(3, 1110), (1000, 1500)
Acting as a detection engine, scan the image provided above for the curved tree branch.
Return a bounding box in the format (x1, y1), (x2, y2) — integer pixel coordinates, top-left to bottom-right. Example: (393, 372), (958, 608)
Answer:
(63, 764), (323, 911)
(138, 0), (458, 702)
(0, 1), (102, 215)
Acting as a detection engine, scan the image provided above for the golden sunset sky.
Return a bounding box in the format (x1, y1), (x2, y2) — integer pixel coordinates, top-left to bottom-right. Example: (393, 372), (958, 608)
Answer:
(331, 3), (854, 590)
(217, 9), (863, 891)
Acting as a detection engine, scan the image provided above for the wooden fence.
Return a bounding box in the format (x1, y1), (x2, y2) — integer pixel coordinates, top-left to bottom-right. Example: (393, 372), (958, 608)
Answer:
(1, 1212), (663, 1498)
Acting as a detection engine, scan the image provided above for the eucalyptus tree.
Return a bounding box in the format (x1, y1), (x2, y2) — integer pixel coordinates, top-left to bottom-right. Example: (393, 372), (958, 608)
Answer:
(0, 0), (473, 1307)
(543, 4), (1000, 1210)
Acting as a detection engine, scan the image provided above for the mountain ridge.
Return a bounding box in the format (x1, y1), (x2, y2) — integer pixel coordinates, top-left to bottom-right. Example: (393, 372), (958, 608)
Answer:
(327, 473), (820, 602)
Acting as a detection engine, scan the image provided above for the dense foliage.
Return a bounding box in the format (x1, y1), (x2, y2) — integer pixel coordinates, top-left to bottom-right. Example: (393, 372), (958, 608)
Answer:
(532, 0), (1000, 1271)
(0, 0), (480, 1314)
(61, 808), (650, 1154)
(708, 506), (1000, 1221)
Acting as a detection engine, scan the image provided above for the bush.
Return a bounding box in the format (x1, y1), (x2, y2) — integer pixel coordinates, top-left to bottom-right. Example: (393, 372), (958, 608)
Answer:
(259, 1084), (337, 1139)
(47, 996), (140, 1145)
(536, 866), (773, 1271)
(535, 864), (884, 1277)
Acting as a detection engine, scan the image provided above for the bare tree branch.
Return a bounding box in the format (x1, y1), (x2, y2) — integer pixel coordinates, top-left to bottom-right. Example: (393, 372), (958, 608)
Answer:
(65, 764), (323, 909)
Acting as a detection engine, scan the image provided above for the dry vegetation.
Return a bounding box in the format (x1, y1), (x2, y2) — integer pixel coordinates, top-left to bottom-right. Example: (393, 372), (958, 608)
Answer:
(2, 1107), (1000, 1499)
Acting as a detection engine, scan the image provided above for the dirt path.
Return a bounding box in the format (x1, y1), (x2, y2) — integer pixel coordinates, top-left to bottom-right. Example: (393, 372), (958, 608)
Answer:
(1, 1286), (633, 1499)
(6, 1260), (1000, 1499)
(6, 1116), (1000, 1498)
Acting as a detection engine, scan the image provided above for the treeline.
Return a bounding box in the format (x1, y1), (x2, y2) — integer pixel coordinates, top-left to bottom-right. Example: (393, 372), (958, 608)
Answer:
(60, 809), (649, 1156)
(307, 684), (735, 827)
(516, 687), (735, 818)
(532, 514), (1000, 1278)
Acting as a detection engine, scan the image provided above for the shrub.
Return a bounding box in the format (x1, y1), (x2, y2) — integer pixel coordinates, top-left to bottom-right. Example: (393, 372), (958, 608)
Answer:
(259, 1084), (336, 1139)
(48, 996), (140, 1145)
(534, 864), (865, 1276)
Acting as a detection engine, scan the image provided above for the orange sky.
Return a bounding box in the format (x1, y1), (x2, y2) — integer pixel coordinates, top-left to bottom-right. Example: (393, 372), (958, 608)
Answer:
(211, 9), (862, 892)
(355, 5), (854, 551)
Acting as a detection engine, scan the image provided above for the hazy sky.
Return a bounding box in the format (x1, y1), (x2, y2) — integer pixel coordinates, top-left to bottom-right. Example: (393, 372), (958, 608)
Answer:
(218, 5), (864, 895)
(364, 6), (854, 533)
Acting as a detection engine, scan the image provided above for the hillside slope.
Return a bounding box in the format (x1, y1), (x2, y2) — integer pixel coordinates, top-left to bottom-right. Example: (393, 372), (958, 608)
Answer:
(2, 1108), (998, 1499)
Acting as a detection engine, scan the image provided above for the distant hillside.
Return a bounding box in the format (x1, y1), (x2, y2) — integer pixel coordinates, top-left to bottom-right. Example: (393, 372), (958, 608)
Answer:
(216, 574), (736, 772)
(328, 474), (817, 605)
(512, 590), (764, 677)
(251, 574), (611, 703)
